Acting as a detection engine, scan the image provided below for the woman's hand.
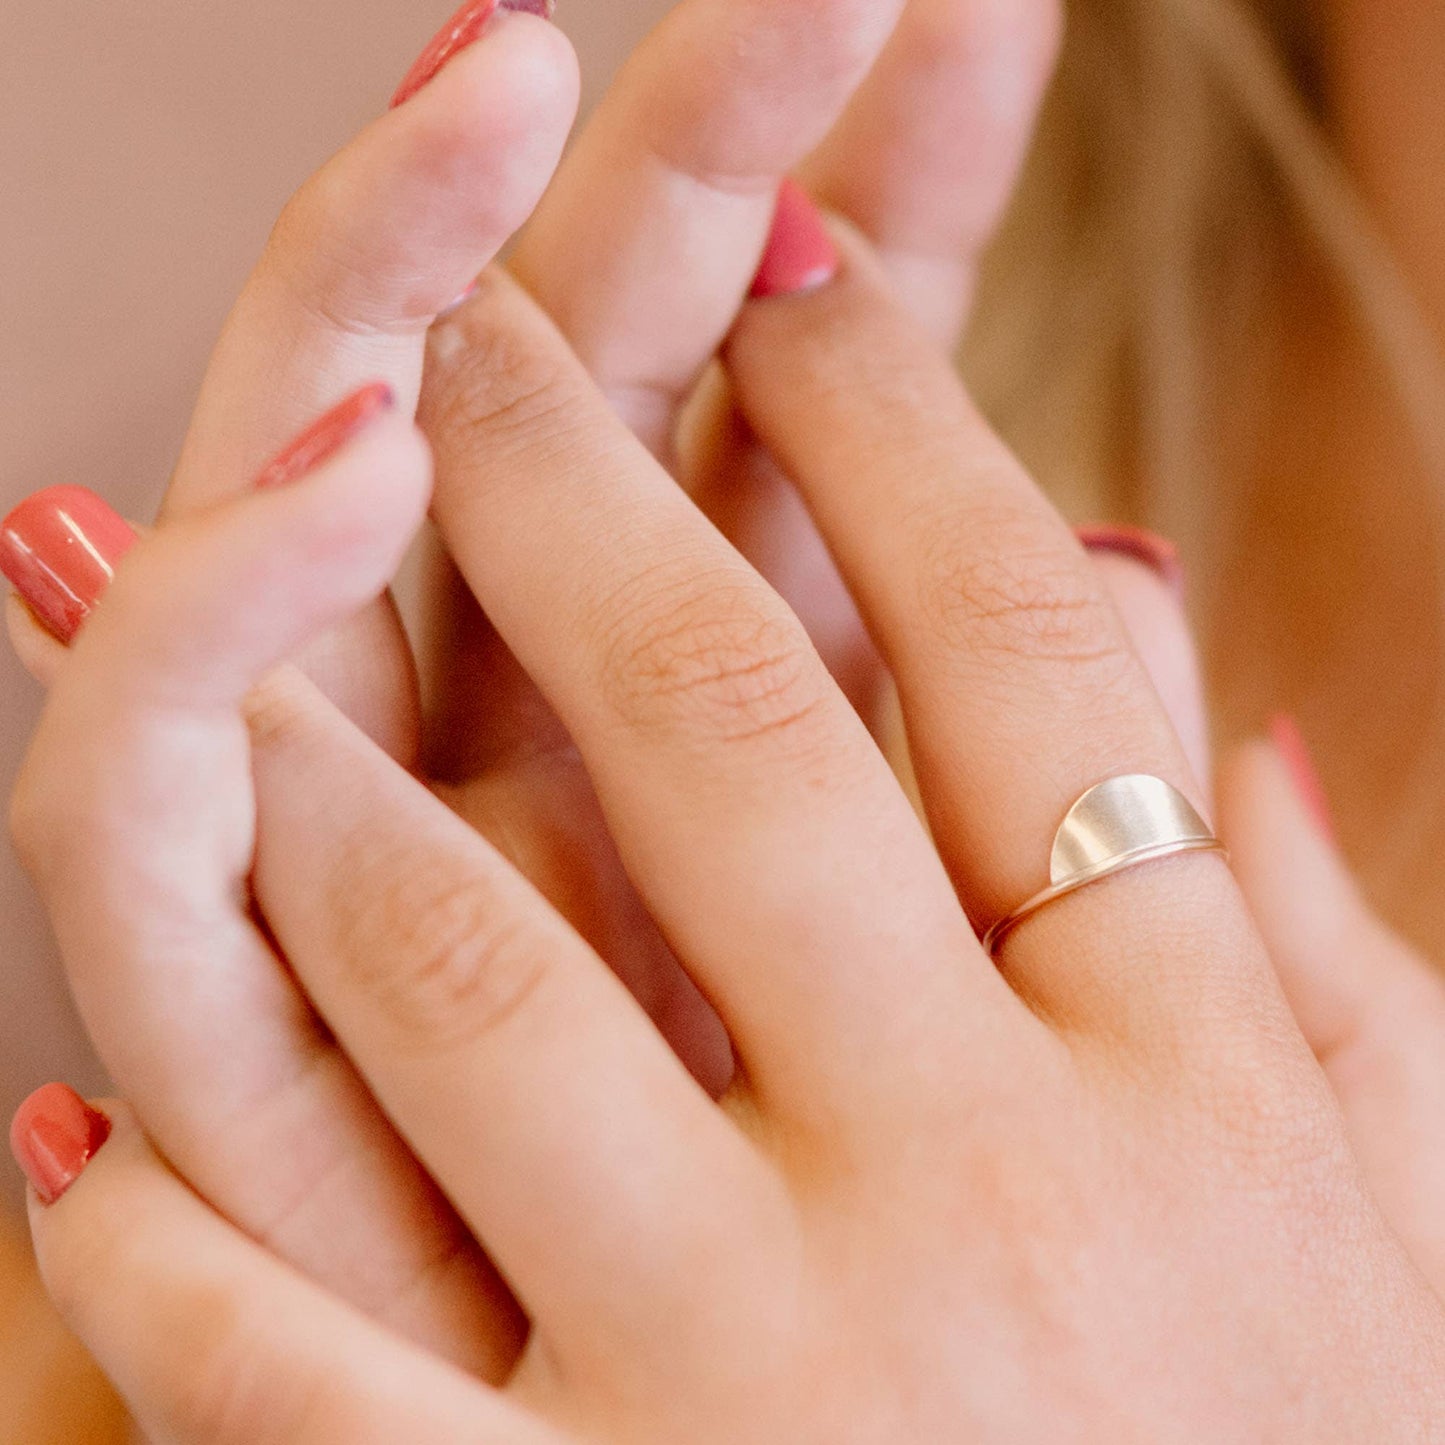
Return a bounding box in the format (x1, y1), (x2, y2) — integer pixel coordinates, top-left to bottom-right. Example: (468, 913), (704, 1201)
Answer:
(13, 209), (1445, 1443)
(5, 0), (1065, 1377)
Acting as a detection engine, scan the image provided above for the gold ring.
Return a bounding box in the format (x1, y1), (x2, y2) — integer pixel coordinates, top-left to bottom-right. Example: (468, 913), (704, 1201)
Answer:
(980, 774), (1227, 956)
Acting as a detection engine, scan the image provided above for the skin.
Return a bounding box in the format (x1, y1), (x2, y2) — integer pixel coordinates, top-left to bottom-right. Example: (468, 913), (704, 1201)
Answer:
(11, 0), (1067, 1377)
(8, 0), (1445, 1433)
(12, 220), (1445, 1443)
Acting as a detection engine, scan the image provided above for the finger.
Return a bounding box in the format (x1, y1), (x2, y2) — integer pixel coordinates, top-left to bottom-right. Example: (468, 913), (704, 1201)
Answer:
(0, 480), (731, 1101)
(803, 0), (1062, 338)
(174, 10), (576, 497)
(421, 268), (1013, 1128)
(677, 367), (885, 716)
(725, 216), (1268, 1040)
(163, 10), (578, 756)
(1077, 527), (1211, 789)
(8, 412), (521, 1372)
(1218, 724), (1445, 1286)
(686, 0), (1060, 711)
(248, 673), (775, 1373)
(18, 1095), (544, 1445)
(508, 0), (906, 455)
(433, 750), (737, 1097)
(6, 591), (73, 689)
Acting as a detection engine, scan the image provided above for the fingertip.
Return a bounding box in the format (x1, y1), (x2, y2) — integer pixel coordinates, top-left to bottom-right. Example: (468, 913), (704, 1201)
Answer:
(400, 11), (579, 135)
(241, 406), (435, 625)
(11, 1085), (114, 1210)
(251, 12), (580, 355)
(6, 591), (67, 687)
(0, 487), (139, 646)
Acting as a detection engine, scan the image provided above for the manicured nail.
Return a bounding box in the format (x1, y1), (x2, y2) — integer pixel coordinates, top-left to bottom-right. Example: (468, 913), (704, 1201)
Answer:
(749, 180), (839, 301)
(1076, 524), (1185, 600)
(10, 1085), (111, 1207)
(1270, 713), (1337, 843)
(0, 487), (139, 644)
(253, 383), (395, 491)
(390, 0), (555, 109)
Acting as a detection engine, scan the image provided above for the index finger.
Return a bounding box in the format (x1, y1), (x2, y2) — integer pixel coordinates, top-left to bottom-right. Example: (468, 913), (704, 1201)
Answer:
(802, 0), (1062, 339)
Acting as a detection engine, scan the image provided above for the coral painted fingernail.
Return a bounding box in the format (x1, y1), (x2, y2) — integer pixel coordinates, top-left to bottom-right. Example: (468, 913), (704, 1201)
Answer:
(750, 180), (839, 300)
(391, 0), (556, 109)
(1270, 714), (1337, 843)
(10, 1085), (111, 1207)
(0, 487), (138, 644)
(253, 383), (395, 491)
(1077, 524), (1185, 600)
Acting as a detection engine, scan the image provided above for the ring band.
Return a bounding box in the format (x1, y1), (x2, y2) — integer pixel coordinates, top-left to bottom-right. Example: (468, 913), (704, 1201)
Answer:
(980, 774), (1227, 956)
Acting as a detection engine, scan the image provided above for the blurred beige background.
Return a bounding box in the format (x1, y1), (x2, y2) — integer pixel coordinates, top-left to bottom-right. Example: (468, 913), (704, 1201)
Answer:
(0, 0), (669, 1206)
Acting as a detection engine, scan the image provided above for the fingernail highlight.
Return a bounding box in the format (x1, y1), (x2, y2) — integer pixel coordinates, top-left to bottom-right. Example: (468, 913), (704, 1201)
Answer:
(1076, 524), (1185, 600)
(390, 0), (555, 109)
(437, 279), (480, 321)
(1270, 713), (1337, 844)
(253, 383), (395, 491)
(10, 1085), (111, 1207)
(749, 180), (839, 301)
(0, 487), (138, 644)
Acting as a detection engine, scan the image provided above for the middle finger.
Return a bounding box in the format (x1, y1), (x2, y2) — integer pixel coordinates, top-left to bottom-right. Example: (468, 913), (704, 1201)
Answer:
(509, 0), (906, 457)
(420, 268), (1019, 1125)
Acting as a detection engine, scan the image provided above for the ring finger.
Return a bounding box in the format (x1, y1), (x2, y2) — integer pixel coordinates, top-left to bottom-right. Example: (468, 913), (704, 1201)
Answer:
(724, 212), (1272, 1042)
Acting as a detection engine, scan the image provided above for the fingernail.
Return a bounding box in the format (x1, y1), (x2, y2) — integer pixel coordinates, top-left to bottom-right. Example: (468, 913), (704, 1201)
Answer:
(390, 0), (556, 109)
(10, 1085), (111, 1207)
(749, 180), (839, 301)
(253, 383), (395, 491)
(1076, 524), (1185, 600)
(0, 487), (139, 644)
(1270, 713), (1337, 844)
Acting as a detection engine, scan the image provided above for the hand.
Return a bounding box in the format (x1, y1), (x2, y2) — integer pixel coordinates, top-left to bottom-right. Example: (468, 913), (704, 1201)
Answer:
(3, 0), (1063, 1376)
(13, 210), (1445, 1443)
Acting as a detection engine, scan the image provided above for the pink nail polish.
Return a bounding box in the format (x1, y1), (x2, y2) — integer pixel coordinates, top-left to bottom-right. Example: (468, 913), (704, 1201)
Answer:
(1270, 713), (1337, 843)
(10, 1085), (111, 1207)
(253, 383), (395, 491)
(390, 0), (556, 110)
(1076, 524), (1185, 600)
(749, 180), (839, 300)
(0, 487), (139, 644)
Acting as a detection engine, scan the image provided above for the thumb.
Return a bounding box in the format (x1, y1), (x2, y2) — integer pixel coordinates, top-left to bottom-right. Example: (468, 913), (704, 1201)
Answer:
(1217, 719), (1445, 1287)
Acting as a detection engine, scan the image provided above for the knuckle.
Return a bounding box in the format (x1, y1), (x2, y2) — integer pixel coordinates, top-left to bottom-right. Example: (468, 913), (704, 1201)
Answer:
(163, 1289), (354, 1445)
(336, 865), (553, 1055)
(162, 1290), (320, 1445)
(916, 505), (1133, 681)
(597, 569), (833, 751)
(240, 666), (323, 757)
(423, 275), (591, 461)
(263, 178), (392, 341)
(1182, 1021), (1350, 1200)
(41, 1210), (319, 1445)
